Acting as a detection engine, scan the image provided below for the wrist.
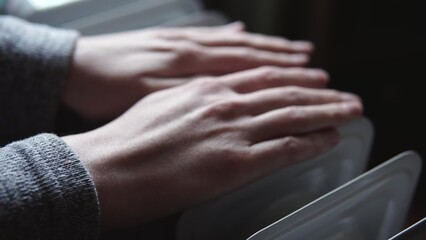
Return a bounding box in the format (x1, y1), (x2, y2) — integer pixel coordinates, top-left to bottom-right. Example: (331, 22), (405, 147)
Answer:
(62, 130), (113, 229)
(61, 37), (98, 119)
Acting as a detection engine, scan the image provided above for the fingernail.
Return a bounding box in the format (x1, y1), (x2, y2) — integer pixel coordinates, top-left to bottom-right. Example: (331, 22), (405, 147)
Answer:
(292, 41), (314, 51)
(344, 101), (363, 115)
(308, 69), (329, 80)
(225, 21), (246, 31)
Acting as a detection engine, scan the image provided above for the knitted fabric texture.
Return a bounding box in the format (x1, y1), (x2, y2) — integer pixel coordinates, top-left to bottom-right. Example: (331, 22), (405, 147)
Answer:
(0, 134), (100, 240)
(0, 16), (100, 239)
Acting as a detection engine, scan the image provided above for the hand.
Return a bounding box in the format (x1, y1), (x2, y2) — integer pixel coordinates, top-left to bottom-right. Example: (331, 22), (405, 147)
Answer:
(62, 22), (314, 121)
(62, 66), (362, 230)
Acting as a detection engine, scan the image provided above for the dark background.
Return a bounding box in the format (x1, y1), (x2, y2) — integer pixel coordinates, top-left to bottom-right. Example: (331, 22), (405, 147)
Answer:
(202, 0), (426, 228)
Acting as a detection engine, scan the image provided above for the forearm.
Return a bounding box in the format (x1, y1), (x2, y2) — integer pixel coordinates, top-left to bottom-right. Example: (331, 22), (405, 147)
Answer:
(0, 134), (100, 240)
(0, 16), (79, 144)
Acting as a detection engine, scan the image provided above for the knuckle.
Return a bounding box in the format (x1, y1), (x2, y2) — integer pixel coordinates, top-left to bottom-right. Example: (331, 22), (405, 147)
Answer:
(281, 136), (304, 157)
(285, 107), (309, 126)
(171, 41), (201, 62)
(256, 66), (281, 80)
(203, 100), (245, 119)
(220, 147), (251, 172)
(176, 41), (200, 55)
(284, 86), (303, 95)
(192, 77), (224, 93)
(282, 86), (304, 101)
(239, 47), (257, 59)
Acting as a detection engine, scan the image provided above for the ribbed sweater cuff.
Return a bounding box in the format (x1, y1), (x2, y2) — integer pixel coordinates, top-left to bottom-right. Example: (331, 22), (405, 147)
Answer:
(0, 133), (100, 240)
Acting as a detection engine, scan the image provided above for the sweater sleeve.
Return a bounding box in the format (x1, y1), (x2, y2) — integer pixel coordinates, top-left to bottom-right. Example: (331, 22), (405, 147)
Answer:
(0, 133), (100, 240)
(0, 15), (79, 145)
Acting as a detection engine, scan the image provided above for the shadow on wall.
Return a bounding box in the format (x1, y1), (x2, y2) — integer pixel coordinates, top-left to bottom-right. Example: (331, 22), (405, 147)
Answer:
(203, 0), (426, 228)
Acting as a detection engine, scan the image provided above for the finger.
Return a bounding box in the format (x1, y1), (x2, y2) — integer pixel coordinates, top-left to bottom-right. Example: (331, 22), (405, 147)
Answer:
(221, 67), (329, 93)
(155, 22), (245, 37)
(188, 21), (246, 32)
(137, 41), (310, 77)
(249, 128), (340, 174)
(195, 46), (310, 74)
(160, 27), (313, 54)
(188, 33), (313, 54)
(248, 101), (363, 142)
(242, 87), (360, 115)
(136, 41), (309, 77)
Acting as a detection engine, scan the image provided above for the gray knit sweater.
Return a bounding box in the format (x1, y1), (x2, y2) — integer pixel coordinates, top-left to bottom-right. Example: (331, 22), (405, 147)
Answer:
(0, 16), (100, 240)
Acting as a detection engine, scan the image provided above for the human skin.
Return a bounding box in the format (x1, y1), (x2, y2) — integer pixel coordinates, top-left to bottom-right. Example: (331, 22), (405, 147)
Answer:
(62, 66), (363, 230)
(62, 22), (314, 121)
